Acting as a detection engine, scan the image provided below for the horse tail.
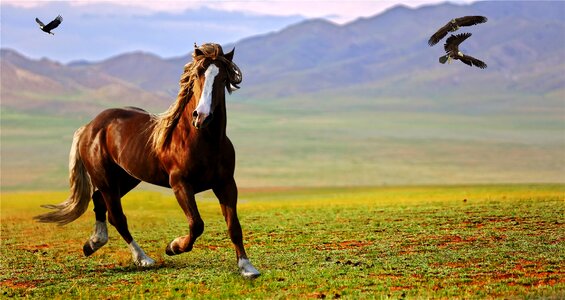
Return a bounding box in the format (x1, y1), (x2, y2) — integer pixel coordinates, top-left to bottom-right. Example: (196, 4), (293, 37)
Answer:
(34, 126), (92, 226)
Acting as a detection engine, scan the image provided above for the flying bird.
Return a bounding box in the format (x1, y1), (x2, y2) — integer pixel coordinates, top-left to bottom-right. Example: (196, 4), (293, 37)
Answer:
(428, 16), (487, 46)
(440, 32), (487, 69)
(36, 15), (63, 35)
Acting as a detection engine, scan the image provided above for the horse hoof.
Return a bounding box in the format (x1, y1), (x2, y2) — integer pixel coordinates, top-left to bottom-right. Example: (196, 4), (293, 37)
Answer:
(165, 243), (177, 256)
(134, 257), (156, 267)
(238, 258), (261, 279)
(83, 242), (95, 257)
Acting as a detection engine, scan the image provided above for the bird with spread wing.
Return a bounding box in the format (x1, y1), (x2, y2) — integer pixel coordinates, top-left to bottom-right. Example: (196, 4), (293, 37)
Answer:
(36, 15), (63, 35)
(439, 32), (487, 69)
(428, 16), (487, 46)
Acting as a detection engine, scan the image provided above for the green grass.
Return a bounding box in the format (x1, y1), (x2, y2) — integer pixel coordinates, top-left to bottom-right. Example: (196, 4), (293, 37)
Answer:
(229, 101), (565, 187)
(2, 185), (564, 299)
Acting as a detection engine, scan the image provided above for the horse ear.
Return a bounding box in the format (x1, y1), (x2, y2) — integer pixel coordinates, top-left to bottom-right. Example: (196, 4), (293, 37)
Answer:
(194, 47), (204, 57)
(224, 47), (235, 62)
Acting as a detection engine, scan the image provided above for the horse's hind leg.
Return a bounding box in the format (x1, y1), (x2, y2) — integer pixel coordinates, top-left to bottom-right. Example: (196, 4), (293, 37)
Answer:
(83, 175), (154, 267)
(213, 178), (260, 278)
(101, 188), (155, 267)
(97, 175), (155, 267)
(83, 176), (138, 256)
(83, 190), (109, 256)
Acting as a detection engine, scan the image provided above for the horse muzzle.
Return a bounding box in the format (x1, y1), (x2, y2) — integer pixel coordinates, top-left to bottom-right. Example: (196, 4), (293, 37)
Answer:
(192, 110), (214, 129)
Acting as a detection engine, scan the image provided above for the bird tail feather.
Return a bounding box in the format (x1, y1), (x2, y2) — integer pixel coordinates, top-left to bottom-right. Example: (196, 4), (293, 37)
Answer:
(439, 55), (449, 64)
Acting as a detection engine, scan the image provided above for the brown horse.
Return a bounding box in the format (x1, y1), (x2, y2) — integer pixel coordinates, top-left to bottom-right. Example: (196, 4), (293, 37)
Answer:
(34, 43), (260, 278)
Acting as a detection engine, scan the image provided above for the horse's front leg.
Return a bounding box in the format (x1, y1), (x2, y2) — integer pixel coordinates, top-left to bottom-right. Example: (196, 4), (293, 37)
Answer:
(213, 178), (260, 278)
(166, 175), (204, 255)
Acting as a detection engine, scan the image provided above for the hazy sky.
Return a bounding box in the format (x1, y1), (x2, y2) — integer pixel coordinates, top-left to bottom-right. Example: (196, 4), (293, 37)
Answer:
(2, 0), (477, 62)
(3, 0), (475, 24)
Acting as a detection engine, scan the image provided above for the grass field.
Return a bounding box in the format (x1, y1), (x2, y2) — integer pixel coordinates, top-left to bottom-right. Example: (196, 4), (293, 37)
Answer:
(2, 102), (564, 190)
(2, 184), (564, 299)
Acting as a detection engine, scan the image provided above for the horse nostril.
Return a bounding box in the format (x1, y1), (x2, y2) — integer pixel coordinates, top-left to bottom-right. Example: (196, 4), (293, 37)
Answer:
(192, 110), (198, 118)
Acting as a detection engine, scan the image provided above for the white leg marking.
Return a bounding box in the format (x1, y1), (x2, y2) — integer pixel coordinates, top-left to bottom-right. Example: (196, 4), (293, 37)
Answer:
(238, 258), (260, 278)
(89, 221), (108, 251)
(128, 240), (155, 267)
(194, 64), (219, 117)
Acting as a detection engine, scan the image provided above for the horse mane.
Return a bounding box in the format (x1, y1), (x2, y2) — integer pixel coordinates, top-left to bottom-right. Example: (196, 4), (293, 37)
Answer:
(150, 43), (242, 152)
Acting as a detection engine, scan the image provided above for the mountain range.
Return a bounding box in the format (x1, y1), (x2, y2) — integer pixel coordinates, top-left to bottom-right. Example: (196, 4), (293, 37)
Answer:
(2, 1), (564, 117)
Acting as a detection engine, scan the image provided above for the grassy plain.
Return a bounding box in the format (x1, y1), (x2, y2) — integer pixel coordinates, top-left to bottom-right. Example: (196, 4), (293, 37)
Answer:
(2, 101), (564, 190)
(1, 185), (564, 299)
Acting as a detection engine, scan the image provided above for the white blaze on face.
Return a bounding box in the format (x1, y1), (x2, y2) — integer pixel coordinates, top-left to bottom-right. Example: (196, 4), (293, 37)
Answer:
(195, 64), (220, 118)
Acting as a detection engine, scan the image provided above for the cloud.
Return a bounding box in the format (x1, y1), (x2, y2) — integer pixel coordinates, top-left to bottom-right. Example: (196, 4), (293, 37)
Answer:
(3, 0), (476, 23)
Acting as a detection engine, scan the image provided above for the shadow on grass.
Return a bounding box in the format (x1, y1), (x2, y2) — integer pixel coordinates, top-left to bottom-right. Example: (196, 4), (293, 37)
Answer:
(94, 256), (239, 275)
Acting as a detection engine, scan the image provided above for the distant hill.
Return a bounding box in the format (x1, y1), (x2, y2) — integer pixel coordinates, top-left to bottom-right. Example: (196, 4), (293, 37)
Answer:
(1, 1), (564, 116)
(0, 49), (171, 115)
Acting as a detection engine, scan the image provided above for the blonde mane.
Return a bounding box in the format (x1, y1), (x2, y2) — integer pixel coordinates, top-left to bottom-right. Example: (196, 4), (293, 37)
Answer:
(150, 43), (241, 151)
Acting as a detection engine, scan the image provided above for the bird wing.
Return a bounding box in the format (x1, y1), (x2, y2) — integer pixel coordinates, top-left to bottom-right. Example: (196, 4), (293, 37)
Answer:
(460, 53), (487, 69)
(44, 15), (63, 31)
(428, 22), (452, 46)
(455, 16), (488, 27)
(35, 18), (45, 27)
(444, 32), (472, 52)
(459, 57), (474, 67)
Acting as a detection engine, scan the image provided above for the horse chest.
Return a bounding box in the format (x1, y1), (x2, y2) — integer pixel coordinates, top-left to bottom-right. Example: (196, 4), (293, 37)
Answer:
(164, 143), (231, 181)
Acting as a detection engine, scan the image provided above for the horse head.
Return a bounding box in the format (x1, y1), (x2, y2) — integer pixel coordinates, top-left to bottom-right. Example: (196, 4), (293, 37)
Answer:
(190, 43), (241, 130)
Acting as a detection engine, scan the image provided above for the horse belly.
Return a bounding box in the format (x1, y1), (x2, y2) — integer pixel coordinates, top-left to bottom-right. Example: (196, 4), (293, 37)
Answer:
(110, 137), (170, 187)
(119, 157), (170, 188)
